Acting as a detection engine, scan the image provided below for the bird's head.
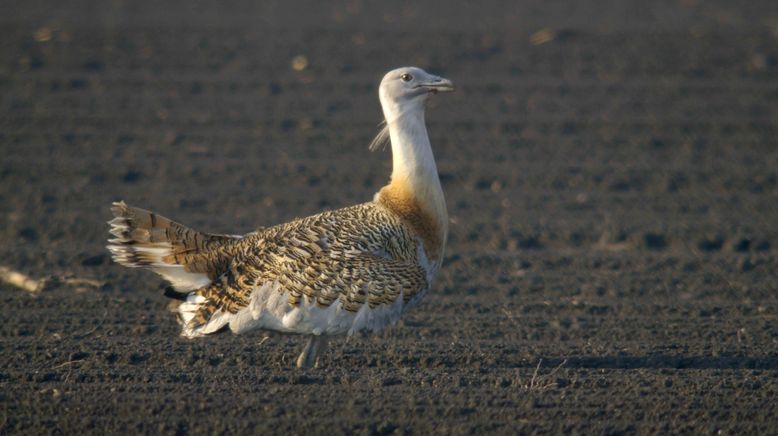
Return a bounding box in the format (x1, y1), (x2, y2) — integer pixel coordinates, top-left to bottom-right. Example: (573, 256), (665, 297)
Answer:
(378, 67), (454, 122)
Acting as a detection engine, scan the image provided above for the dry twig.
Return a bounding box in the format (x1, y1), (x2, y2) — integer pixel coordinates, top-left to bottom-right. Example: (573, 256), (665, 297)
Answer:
(0, 265), (104, 295)
(515, 359), (568, 392)
(0, 265), (45, 294)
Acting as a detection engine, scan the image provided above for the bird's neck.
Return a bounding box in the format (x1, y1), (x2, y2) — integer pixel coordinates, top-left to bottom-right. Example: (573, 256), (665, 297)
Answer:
(375, 108), (448, 261)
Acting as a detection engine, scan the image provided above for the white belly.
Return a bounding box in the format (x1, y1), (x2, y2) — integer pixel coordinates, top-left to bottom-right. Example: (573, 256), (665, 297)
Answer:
(226, 281), (412, 337)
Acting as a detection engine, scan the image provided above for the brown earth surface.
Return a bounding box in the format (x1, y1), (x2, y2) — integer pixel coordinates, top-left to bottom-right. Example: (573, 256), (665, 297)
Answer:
(1, 1), (777, 434)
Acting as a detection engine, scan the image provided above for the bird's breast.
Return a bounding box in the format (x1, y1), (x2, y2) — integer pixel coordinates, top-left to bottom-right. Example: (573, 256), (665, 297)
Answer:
(375, 181), (446, 263)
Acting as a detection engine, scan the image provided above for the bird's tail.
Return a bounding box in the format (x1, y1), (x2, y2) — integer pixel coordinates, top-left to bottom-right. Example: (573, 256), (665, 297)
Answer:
(107, 201), (239, 292)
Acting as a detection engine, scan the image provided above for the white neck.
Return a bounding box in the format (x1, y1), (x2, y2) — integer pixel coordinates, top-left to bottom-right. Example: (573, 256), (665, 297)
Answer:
(387, 109), (441, 197)
(377, 102), (448, 253)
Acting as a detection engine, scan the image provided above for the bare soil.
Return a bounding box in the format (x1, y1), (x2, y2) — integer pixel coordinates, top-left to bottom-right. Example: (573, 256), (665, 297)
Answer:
(1, 1), (777, 434)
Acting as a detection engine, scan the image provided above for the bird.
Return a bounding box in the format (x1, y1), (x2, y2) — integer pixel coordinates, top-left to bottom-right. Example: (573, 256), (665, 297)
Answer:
(107, 66), (454, 368)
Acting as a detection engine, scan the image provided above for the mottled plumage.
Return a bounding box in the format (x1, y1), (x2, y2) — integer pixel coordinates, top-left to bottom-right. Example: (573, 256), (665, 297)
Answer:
(107, 66), (454, 367)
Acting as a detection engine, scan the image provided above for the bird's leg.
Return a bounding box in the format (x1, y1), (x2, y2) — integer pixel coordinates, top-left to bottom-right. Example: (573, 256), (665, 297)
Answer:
(296, 336), (315, 368)
(313, 336), (328, 369)
(296, 335), (328, 369)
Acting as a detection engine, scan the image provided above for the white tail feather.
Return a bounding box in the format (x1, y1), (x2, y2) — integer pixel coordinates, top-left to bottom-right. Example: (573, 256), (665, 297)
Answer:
(178, 294), (231, 337)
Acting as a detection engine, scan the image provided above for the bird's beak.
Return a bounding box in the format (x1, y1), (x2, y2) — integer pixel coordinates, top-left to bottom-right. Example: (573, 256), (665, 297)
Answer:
(420, 76), (454, 94)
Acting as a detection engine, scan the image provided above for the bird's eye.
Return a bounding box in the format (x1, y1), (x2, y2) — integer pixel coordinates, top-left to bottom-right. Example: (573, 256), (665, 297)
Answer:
(400, 73), (413, 82)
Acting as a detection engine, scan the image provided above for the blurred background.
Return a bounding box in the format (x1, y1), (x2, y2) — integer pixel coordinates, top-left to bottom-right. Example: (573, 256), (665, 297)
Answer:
(1, 0), (776, 434)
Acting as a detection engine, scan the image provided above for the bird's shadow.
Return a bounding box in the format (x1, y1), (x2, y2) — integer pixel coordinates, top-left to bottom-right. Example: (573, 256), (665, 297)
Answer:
(534, 354), (778, 370)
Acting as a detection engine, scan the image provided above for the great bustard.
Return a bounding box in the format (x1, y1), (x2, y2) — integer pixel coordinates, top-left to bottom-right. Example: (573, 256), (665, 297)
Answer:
(108, 67), (454, 368)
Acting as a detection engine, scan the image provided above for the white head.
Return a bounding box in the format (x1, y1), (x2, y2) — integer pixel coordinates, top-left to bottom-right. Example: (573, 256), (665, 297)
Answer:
(378, 66), (454, 124)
